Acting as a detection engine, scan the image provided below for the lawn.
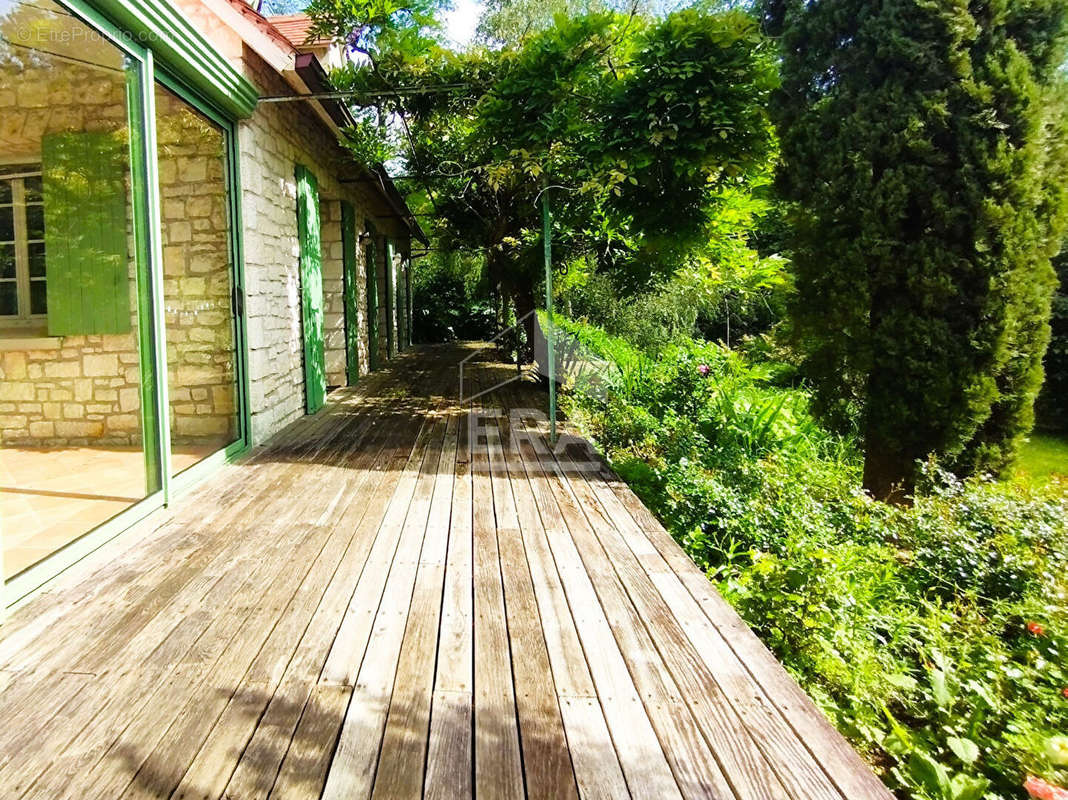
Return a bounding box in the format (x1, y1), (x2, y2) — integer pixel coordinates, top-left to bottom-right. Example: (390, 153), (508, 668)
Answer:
(1016, 433), (1068, 489)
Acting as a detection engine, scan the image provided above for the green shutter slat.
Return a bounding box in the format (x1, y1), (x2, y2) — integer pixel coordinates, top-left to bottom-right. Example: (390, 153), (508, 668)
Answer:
(295, 164), (326, 414)
(340, 201), (360, 385)
(46, 132), (127, 335)
(43, 132), (130, 336)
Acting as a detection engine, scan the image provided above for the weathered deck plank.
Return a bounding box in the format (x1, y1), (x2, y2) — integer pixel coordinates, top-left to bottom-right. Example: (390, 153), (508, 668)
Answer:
(0, 344), (893, 800)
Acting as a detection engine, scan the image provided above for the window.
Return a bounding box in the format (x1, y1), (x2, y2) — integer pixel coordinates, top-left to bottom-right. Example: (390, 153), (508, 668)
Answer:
(0, 167), (46, 325)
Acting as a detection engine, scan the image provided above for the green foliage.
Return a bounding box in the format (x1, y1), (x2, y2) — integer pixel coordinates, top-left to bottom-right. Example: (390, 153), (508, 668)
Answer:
(558, 179), (793, 350)
(477, 0), (617, 46)
(340, 115), (398, 166)
(558, 314), (1068, 800)
(305, 0), (447, 59)
(411, 250), (496, 342)
(596, 9), (778, 268)
(764, 0), (1068, 499)
(326, 8), (778, 344)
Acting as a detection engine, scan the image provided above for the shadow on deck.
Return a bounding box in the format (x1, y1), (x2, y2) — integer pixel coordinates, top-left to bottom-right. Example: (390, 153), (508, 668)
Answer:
(0, 343), (891, 800)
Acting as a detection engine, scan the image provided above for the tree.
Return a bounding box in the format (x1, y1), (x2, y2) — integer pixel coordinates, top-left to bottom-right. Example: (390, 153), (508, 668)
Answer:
(765, 0), (1068, 501)
(305, 0), (449, 61)
(324, 8), (777, 356)
(476, 0), (616, 45)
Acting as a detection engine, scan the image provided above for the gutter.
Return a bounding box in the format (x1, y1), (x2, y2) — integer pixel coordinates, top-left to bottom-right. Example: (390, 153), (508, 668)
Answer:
(293, 53), (356, 130)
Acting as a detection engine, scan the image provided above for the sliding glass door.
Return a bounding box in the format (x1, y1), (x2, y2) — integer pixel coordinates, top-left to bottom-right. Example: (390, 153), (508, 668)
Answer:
(155, 82), (241, 476)
(0, 0), (161, 583)
(0, 0), (248, 601)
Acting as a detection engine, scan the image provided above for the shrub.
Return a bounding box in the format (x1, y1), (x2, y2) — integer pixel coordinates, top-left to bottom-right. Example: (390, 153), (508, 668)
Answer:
(411, 252), (496, 343)
(559, 315), (1068, 800)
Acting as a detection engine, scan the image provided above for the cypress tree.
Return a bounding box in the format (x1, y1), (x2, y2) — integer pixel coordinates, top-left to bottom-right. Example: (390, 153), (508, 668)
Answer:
(765, 0), (1068, 501)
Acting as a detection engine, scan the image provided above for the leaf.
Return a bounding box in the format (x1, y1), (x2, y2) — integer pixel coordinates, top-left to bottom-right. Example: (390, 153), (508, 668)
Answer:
(930, 669), (952, 708)
(948, 773), (989, 800)
(945, 736), (979, 765)
(908, 751), (952, 798)
(885, 673), (918, 691)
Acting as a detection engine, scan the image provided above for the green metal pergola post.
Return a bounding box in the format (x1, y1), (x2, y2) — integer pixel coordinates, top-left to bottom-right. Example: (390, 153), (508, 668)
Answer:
(542, 191), (556, 446)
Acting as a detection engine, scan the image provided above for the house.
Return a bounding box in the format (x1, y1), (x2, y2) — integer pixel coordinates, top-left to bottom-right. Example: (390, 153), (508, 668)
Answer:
(0, 0), (425, 605)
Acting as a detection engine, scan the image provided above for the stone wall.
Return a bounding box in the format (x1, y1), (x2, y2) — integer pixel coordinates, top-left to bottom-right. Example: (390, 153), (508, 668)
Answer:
(157, 87), (238, 446)
(320, 198), (347, 387)
(236, 48), (408, 443)
(0, 39), (413, 449)
(0, 58), (144, 447)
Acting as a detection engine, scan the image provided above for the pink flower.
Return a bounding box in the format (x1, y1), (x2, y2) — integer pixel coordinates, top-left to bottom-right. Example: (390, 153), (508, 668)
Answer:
(1062, 687), (1068, 700)
(1025, 776), (1068, 800)
(1027, 621), (1047, 637)
(697, 364), (711, 376)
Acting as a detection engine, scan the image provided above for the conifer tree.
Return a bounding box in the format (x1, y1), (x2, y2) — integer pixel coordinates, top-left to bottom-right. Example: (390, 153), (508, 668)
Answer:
(765, 0), (1068, 500)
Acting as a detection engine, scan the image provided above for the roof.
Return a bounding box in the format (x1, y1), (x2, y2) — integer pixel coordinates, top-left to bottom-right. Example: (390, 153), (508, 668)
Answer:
(265, 13), (332, 48)
(219, 0), (296, 52)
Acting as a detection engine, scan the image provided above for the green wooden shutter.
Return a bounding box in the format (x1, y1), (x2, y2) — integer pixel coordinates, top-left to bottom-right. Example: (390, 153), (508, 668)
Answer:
(384, 239), (395, 359)
(396, 252), (406, 353)
(340, 201), (359, 385)
(365, 229), (379, 371)
(43, 131), (131, 336)
(295, 164), (326, 414)
(405, 259), (413, 348)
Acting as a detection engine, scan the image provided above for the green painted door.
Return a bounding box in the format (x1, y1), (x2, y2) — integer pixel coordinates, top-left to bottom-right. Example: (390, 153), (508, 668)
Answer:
(340, 201), (359, 385)
(295, 164), (325, 413)
(365, 229), (379, 371)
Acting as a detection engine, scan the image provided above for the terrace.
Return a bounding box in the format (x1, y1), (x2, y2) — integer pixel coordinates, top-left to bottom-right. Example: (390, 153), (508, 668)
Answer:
(0, 344), (891, 800)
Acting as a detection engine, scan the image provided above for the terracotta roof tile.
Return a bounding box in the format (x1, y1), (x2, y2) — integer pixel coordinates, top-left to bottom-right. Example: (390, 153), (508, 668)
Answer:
(265, 12), (332, 47)
(220, 0), (297, 52)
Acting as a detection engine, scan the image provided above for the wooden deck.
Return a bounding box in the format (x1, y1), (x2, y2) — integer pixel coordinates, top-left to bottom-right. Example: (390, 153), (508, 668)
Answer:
(0, 344), (892, 800)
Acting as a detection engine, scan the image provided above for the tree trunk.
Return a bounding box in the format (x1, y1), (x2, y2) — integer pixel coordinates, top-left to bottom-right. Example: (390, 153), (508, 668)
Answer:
(494, 282), (503, 336)
(862, 435), (915, 505)
(513, 283), (536, 364)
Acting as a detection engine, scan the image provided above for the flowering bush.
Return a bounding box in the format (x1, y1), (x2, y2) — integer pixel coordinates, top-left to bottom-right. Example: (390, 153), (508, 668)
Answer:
(560, 317), (1068, 800)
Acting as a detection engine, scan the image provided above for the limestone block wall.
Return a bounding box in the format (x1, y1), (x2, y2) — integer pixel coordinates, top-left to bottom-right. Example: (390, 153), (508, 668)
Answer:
(0, 41), (415, 448)
(320, 198), (347, 387)
(0, 343), (142, 445)
(236, 48), (408, 444)
(157, 88), (238, 446)
(0, 59), (144, 447)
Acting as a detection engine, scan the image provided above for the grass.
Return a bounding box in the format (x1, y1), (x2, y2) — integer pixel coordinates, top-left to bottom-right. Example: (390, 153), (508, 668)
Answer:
(1014, 432), (1068, 491)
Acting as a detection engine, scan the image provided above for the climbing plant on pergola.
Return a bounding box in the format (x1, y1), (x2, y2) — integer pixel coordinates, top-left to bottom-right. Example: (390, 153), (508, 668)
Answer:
(311, 5), (778, 360)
